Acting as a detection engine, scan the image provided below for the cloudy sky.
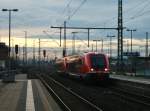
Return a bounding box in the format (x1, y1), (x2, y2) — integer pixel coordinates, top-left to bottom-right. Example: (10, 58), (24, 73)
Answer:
(0, 0), (150, 36)
(0, 0), (149, 57)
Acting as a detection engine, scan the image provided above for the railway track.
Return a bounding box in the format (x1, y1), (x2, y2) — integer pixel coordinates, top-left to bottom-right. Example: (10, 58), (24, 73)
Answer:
(38, 74), (103, 111)
(110, 84), (150, 107)
(37, 73), (150, 111)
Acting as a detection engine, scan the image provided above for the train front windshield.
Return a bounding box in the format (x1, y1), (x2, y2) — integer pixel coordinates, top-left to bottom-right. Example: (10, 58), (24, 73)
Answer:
(90, 54), (106, 69)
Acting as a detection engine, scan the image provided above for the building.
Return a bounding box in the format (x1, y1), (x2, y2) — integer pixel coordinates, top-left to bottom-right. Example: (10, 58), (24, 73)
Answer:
(0, 42), (8, 70)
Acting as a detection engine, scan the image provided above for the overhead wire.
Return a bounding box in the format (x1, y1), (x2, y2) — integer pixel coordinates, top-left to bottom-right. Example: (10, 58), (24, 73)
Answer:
(67, 0), (87, 21)
(52, 0), (74, 26)
(92, 0), (150, 38)
(124, 0), (149, 16)
(61, 0), (74, 16)
(43, 31), (60, 46)
(76, 35), (88, 47)
(90, 0), (148, 29)
(52, 0), (150, 43)
(124, 0), (150, 24)
(124, 9), (150, 25)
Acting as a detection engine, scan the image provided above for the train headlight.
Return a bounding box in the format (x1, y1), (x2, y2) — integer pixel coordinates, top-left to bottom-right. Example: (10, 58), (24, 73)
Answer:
(91, 68), (94, 71)
(104, 68), (108, 71)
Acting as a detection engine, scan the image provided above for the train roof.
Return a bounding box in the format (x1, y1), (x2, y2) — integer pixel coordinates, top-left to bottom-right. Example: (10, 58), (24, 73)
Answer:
(83, 52), (106, 56)
(65, 52), (106, 58)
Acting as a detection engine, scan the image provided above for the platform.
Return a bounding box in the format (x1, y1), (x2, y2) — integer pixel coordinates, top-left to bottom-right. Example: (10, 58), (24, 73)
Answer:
(0, 74), (62, 111)
(110, 74), (150, 85)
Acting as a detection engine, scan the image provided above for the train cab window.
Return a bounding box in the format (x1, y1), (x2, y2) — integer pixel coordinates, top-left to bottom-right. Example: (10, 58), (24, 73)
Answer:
(90, 54), (105, 69)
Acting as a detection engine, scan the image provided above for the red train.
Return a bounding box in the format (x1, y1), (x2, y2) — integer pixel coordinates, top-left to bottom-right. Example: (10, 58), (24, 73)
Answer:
(55, 52), (110, 80)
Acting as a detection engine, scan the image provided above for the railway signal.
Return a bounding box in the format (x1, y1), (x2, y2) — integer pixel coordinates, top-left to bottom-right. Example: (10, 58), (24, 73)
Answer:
(43, 50), (46, 58)
(15, 44), (18, 55)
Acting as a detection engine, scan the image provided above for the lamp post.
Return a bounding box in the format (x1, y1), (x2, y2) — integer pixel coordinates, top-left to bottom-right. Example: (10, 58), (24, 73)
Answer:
(126, 29), (136, 54)
(93, 40), (101, 52)
(2, 8), (18, 82)
(101, 39), (104, 52)
(107, 35), (115, 58)
(91, 43), (94, 52)
(145, 32), (149, 57)
(127, 40), (129, 52)
(127, 29), (136, 74)
(63, 21), (66, 57)
(2, 9), (18, 59)
(72, 32), (78, 54)
(24, 31), (27, 65)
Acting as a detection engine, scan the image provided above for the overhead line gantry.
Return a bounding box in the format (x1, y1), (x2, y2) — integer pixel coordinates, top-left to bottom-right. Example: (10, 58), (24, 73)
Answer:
(51, 25), (118, 57)
(51, 26), (118, 47)
(51, 0), (124, 73)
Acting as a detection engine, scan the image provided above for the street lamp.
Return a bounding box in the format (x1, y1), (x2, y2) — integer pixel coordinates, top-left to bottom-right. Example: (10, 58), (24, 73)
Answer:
(101, 39), (104, 52)
(2, 8), (18, 61)
(127, 29), (136, 73)
(72, 32), (78, 54)
(107, 35), (115, 58)
(126, 40), (129, 52)
(2, 8), (18, 81)
(24, 31), (27, 65)
(93, 40), (101, 52)
(126, 29), (136, 54)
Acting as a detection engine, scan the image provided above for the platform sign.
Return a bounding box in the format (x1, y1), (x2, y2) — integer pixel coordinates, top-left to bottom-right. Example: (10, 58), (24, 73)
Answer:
(123, 52), (140, 57)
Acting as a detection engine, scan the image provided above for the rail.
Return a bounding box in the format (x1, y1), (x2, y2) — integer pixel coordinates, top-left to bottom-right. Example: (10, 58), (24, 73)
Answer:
(110, 85), (150, 107)
(37, 75), (72, 111)
(38, 74), (103, 111)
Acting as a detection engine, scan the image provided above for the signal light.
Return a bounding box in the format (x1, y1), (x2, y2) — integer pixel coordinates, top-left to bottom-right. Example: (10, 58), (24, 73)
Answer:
(15, 45), (18, 54)
(43, 50), (46, 57)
